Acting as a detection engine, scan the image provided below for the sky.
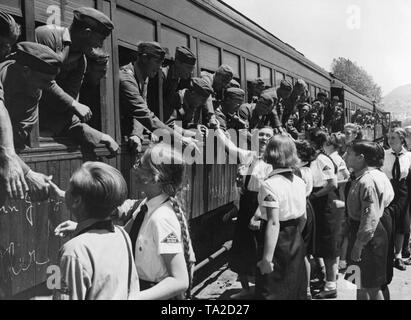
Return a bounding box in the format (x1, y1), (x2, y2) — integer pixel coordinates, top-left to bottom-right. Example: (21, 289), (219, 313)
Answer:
(223, 0), (411, 96)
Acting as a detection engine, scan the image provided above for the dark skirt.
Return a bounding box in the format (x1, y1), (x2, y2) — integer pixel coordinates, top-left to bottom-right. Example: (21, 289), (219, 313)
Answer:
(302, 199), (315, 255)
(347, 219), (388, 289)
(255, 218), (307, 300)
(391, 179), (409, 235)
(229, 190), (259, 276)
(380, 209), (394, 285)
(311, 190), (344, 259)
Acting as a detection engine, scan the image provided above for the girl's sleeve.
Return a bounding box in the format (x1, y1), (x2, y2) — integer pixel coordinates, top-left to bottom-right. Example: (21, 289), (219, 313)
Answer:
(153, 212), (184, 255)
(258, 181), (279, 209)
(318, 156), (336, 181)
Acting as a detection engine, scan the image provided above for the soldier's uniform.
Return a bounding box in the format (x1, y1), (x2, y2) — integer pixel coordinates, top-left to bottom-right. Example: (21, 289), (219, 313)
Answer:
(35, 7), (114, 148)
(147, 46), (196, 121)
(166, 77), (213, 130)
(238, 90), (282, 131)
(119, 42), (169, 141)
(201, 64), (234, 126)
(0, 42), (61, 153)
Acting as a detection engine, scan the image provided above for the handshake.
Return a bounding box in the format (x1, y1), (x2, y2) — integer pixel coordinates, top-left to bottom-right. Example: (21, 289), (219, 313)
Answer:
(0, 150), (55, 202)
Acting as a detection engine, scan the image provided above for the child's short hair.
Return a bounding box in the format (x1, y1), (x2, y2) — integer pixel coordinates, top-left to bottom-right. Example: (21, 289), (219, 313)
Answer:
(308, 128), (328, 150)
(344, 123), (363, 140)
(295, 139), (316, 163)
(264, 135), (299, 168)
(142, 143), (185, 197)
(389, 127), (406, 145)
(70, 162), (128, 219)
(326, 132), (346, 153)
(350, 140), (384, 167)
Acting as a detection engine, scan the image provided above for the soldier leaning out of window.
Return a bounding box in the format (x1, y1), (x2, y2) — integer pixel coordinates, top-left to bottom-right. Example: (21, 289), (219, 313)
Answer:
(166, 77), (213, 140)
(119, 41), (199, 154)
(35, 7), (119, 157)
(0, 42), (62, 201)
(79, 48), (110, 134)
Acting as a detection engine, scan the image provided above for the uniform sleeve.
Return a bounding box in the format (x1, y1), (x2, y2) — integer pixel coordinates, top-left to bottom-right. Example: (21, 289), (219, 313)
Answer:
(153, 214), (183, 255)
(36, 27), (79, 112)
(60, 55), (87, 100)
(259, 181), (279, 209)
(202, 96), (215, 117)
(53, 255), (91, 300)
(268, 109), (282, 128)
(119, 70), (169, 139)
(200, 72), (215, 116)
(354, 182), (379, 247)
(238, 104), (251, 122)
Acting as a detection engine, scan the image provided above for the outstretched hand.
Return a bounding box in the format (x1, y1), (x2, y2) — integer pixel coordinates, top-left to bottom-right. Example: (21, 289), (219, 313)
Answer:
(0, 151), (28, 200)
(54, 220), (78, 238)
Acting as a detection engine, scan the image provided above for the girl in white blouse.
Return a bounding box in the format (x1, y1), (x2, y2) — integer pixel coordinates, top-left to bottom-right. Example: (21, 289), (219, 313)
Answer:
(255, 135), (307, 300)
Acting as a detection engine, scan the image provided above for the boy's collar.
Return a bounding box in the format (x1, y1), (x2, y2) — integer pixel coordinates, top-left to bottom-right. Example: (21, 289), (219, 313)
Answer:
(73, 218), (112, 237)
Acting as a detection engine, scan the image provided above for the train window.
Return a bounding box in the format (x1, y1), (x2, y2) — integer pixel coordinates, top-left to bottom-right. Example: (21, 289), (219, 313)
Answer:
(246, 60), (259, 102)
(199, 41), (220, 72)
(223, 51), (240, 79)
(161, 25), (189, 58)
(0, 1), (22, 16)
(310, 85), (316, 100)
(246, 60), (258, 81)
(117, 7), (156, 47)
(260, 65), (272, 87)
(285, 75), (293, 86)
(118, 45), (138, 67)
(34, 0), (96, 26)
(275, 71), (284, 86)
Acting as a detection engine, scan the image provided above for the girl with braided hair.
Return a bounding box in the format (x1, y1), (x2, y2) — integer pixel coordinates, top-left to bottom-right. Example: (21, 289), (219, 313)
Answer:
(125, 143), (195, 300)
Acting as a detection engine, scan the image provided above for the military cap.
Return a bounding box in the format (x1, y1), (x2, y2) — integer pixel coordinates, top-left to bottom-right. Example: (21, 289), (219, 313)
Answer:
(295, 78), (308, 90)
(15, 42), (62, 75)
(252, 77), (265, 87)
(190, 77), (213, 98)
(317, 92), (327, 98)
(228, 79), (241, 88)
(0, 11), (18, 38)
(332, 95), (340, 101)
(259, 88), (277, 105)
(279, 79), (293, 92)
(216, 64), (234, 77)
(175, 46), (196, 65)
(225, 87), (245, 101)
(137, 42), (166, 60)
(73, 7), (114, 37)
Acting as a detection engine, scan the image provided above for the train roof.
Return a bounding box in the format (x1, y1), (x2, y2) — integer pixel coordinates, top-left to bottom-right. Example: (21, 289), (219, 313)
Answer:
(210, 0), (386, 114)
(197, 0), (332, 80)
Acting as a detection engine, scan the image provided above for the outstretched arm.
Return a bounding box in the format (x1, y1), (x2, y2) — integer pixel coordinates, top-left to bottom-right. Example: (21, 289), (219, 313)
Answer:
(0, 100), (29, 199)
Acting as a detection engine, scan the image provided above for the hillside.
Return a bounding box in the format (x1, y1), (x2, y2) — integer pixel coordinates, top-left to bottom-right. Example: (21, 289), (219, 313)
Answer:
(383, 84), (411, 114)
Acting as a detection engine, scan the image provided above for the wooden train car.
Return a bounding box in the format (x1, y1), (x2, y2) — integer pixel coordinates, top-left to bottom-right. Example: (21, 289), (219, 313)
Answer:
(0, 0), (390, 298)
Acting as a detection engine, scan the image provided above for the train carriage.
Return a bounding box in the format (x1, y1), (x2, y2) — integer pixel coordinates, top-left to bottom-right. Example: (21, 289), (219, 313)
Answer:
(331, 77), (389, 142)
(0, 0), (390, 298)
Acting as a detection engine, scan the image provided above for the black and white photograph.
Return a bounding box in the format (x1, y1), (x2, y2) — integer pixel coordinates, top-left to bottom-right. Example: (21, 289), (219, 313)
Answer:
(0, 0), (410, 306)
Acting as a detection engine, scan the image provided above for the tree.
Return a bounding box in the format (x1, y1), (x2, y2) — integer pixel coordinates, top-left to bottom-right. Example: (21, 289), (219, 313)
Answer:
(331, 57), (382, 103)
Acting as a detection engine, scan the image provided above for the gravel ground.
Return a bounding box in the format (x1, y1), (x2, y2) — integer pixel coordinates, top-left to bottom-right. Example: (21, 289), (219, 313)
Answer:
(192, 262), (411, 300)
